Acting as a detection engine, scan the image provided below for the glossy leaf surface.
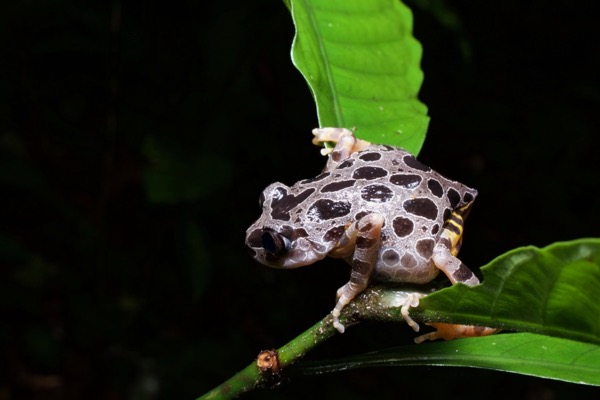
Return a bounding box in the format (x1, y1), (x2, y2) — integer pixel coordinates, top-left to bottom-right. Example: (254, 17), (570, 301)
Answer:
(300, 333), (600, 386)
(289, 0), (429, 154)
(414, 239), (600, 345)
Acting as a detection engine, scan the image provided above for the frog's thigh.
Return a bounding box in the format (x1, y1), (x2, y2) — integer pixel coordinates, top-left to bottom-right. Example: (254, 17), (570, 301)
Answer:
(332, 213), (384, 333)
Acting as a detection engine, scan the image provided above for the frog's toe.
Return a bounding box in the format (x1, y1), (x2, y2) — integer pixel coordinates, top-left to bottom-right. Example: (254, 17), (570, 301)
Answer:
(311, 127), (353, 144)
(400, 292), (426, 332)
(332, 312), (346, 333)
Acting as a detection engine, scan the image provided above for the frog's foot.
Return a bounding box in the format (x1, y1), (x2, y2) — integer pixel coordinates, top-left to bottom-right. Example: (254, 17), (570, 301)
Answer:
(414, 323), (498, 344)
(312, 127), (354, 147)
(397, 290), (497, 343)
(331, 287), (353, 333)
(312, 127), (371, 157)
(400, 292), (427, 332)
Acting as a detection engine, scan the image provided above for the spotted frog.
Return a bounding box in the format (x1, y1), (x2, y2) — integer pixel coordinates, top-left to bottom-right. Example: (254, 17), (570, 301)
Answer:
(246, 128), (491, 339)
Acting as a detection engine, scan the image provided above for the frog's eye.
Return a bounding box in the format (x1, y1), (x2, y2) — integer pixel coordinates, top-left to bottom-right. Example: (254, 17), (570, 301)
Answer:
(258, 192), (265, 208)
(261, 230), (291, 256)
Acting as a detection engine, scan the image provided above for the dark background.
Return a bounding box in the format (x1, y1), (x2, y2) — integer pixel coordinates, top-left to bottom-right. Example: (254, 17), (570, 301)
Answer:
(1, 0), (598, 398)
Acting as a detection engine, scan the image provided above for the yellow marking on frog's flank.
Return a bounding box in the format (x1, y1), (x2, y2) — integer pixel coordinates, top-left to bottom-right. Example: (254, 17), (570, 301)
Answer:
(443, 229), (462, 254)
(448, 219), (463, 232)
(442, 210), (468, 255)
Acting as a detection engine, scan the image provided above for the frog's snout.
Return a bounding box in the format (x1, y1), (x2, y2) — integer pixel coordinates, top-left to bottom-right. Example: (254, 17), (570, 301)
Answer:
(260, 229), (291, 256)
(244, 226), (292, 266)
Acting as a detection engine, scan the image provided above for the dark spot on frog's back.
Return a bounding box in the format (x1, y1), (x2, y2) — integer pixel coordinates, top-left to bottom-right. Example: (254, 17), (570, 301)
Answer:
(447, 188), (461, 208)
(358, 152), (382, 162)
(360, 184), (393, 203)
(427, 179), (443, 197)
(389, 174), (421, 188)
(416, 238), (435, 258)
(392, 216), (413, 237)
(443, 208), (452, 222)
(270, 188), (316, 221)
(401, 253), (418, 269)
(299, 172), (331, 185)
(352, 166), (388, 180)
(403, 155), (431, 172)
(463, 191), (475, 203)
(307, 199), (352, 221)
(338, 159), (355, 169)
(321, 180), (356, 193)
(403, 198), (438, 220)
(382, 248), (400, 266)
(355, 211), (370, 220)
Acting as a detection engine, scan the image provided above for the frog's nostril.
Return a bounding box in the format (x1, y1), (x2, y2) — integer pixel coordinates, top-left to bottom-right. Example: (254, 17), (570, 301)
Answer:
(262, 230), (290, 256)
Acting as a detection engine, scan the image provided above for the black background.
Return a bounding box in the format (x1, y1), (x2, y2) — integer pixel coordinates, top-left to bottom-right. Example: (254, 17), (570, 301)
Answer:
(1, 1), (598, 398)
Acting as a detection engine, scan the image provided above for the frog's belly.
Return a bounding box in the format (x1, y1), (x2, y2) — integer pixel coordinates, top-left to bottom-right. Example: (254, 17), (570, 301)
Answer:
(374, 257), (440, 283)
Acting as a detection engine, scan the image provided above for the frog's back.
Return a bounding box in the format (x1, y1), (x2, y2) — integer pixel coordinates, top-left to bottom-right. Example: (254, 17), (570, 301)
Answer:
(319, 143), (478, 283)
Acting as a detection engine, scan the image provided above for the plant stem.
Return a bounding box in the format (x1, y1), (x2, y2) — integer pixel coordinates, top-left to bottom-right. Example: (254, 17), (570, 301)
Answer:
(197, 316), (338, 399)
(197, 285), (431, 399)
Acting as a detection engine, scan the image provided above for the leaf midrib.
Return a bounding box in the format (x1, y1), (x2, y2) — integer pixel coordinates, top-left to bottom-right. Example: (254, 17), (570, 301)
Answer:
(301, 0), (344, 126)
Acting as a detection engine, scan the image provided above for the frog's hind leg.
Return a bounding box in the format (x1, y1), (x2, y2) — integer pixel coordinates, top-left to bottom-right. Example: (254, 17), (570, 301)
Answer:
(432, 236), (479, 286)
(331, 213), (384, 333)
(416, 207), (497, 342)
(417, 235), (496, 342)
(433, 205), (479, 285)
(312, 128), (371, 171)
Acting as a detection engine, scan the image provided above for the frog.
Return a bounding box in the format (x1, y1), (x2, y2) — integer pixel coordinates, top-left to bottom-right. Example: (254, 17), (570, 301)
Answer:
(246, 127), (495, 340)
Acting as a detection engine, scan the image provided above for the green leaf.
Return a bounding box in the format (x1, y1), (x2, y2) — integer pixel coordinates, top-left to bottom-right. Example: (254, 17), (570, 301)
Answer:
(299, 333), (600, 386)
(289, 0), (429, 154)
(414, 239), (600, 345)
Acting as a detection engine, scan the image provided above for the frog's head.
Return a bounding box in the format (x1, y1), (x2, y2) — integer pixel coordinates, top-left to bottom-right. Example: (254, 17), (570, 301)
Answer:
(245, 182), (330, 268)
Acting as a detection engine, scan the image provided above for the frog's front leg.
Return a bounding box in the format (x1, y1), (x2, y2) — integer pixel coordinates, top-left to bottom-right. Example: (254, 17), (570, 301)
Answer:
(331, 213), (384, 333)
(312, 127), (371, 172)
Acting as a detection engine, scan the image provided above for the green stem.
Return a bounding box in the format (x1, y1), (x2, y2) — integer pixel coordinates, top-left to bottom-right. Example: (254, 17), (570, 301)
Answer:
(197, 316), (338, 399)
(197, 285), (431, 399)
